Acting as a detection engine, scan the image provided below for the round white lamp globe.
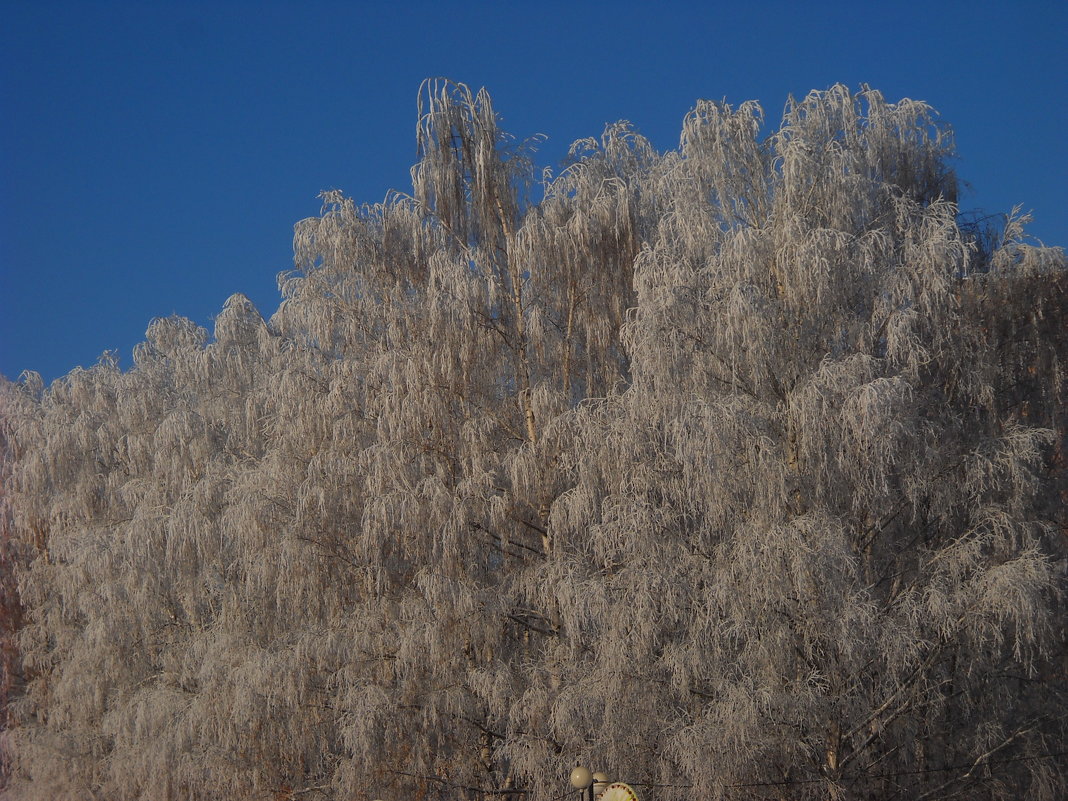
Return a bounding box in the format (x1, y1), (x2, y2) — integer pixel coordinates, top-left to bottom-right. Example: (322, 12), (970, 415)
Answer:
(570, 766), (594, 790)
(592, 772), (611, 794)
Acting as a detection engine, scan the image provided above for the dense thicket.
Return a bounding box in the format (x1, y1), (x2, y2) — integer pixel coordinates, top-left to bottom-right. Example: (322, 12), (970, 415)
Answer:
(1, 81), (1065, 801)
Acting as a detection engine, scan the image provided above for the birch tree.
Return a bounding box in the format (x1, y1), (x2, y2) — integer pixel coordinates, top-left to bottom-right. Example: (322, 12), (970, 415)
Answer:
(512, 88), (1067, 801)
(1, 82), (1065, 801)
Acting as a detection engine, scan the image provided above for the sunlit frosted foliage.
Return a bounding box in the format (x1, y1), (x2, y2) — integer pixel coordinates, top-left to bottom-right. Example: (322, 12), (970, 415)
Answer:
(0, 380), (26, 792)
(2, 82), (1065, 801)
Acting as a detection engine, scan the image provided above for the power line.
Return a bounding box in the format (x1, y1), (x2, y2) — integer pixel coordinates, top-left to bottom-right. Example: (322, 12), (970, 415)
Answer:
(389, 749), (1068, 799)
(621, 748), (1068, 791)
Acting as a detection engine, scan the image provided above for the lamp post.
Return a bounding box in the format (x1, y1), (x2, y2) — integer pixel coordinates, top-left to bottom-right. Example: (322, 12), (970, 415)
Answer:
(592, 772), (610, 796)
(572, 767), (636, 801)
(570, 766), (594, 801)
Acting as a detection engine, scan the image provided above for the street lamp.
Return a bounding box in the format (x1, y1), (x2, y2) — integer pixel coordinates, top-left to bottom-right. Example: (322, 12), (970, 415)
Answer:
(570, 766), (594, 801)
(572, 767), (638, 801)
(592, 772), (611, 796)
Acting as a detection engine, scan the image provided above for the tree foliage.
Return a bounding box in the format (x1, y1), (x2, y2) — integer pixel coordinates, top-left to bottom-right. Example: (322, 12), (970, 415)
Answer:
(1, 81), (1066, 801)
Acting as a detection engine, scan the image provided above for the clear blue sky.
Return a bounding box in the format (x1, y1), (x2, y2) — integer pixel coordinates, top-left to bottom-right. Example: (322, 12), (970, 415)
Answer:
(2, 1), (1065, 383)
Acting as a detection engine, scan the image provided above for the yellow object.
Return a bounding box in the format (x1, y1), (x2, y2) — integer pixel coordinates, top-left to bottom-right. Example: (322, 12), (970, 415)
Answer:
(599, 783), (639, 801)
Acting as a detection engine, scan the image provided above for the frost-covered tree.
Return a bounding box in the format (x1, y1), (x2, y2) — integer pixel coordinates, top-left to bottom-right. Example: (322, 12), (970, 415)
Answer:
(0, 393), (24, 792)
(1, 82), (1065, 801)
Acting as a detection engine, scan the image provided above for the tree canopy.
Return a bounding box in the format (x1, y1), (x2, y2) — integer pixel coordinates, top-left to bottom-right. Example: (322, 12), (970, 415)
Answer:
(1, 80), (1066, 801)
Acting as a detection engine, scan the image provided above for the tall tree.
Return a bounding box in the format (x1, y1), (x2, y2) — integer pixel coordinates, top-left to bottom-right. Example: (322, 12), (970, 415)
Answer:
(1, 82), (1064, 801)
(0, 382), (25, 792)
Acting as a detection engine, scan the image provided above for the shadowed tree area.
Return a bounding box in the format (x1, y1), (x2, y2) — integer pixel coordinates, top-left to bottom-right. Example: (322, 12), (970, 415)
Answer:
(1, 81), (1065, 801)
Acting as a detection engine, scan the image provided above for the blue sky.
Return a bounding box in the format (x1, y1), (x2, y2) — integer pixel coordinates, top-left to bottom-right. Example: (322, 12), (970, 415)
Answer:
(2, 1), (1065, 383)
